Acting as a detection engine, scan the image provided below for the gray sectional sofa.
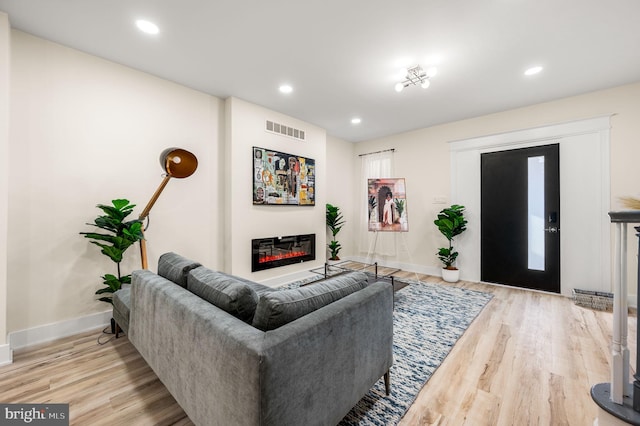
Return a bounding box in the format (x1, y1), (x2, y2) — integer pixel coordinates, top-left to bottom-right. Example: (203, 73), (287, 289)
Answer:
(113, 252), (394, 426)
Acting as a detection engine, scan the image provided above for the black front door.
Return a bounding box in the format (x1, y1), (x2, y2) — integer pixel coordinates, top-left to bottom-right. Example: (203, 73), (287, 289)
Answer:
(481, 144), (560, 293)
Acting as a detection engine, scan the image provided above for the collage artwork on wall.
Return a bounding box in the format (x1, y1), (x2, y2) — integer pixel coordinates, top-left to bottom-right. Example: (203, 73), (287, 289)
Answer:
(367, 178), (409, 232)
(253, 146), (315, 206)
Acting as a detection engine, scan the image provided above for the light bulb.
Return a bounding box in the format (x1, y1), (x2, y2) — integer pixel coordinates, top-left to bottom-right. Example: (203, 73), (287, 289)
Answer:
(426, 67), (438, 78)
(395, 82), (404, 92)
(421, 79), (430, 89)
(136, 20), (159, 35)
(524, 66), (543, 76)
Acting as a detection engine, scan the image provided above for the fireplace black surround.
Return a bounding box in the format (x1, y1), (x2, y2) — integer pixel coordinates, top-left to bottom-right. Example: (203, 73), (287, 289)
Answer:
(252, 234), (315, 272)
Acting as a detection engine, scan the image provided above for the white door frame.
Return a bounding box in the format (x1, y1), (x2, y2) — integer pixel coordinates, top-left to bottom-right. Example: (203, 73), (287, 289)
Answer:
(449, 116), (611, 297)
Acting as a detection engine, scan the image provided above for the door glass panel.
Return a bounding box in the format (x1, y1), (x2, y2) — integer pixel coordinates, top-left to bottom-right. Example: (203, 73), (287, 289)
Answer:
(528, 156), (545, 271)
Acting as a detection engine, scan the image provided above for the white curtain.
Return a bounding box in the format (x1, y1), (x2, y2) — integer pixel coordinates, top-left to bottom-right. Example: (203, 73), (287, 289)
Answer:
(358, 151), (397, 257)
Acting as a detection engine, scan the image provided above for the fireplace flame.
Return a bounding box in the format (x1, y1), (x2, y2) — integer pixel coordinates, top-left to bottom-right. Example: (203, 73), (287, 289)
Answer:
(259, 251), (309, 264)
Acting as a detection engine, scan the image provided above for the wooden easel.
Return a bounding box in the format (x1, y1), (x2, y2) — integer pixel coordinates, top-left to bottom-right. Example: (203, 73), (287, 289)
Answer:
(365, 229), (422, 284)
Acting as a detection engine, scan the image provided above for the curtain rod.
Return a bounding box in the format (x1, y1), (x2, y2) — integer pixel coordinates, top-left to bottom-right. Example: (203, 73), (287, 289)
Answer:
(358, 148), (395, 157)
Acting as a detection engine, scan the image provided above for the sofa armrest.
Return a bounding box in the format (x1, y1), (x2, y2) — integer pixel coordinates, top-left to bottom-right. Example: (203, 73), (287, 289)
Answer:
(129, 270), (265, 426)
(259, 281), (394, 426)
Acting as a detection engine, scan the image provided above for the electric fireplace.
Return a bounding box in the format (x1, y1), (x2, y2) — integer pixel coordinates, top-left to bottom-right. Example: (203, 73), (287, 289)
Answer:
(251, 234), (315, 272)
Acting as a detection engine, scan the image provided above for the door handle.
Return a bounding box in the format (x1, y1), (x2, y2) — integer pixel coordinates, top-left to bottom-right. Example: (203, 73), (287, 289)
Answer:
(544, 227), (559, 233)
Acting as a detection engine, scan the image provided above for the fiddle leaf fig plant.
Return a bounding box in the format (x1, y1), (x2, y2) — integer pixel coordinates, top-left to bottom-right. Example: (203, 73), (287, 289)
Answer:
(80, 199), (144, 304)
(434, 204), (467, 270)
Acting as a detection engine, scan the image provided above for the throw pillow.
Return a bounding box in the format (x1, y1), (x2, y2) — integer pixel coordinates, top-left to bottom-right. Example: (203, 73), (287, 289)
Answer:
(187, 267), (259, 323)
(157, 252), (202, 288)
(252, 271), (369, 331)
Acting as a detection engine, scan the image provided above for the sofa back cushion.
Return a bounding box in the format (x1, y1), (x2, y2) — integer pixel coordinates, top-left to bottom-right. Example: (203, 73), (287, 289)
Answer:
(157, 252), (201, 288)
(252, 271), (369, 331)
(213, 271), (273, 297)
(187, 267), (259, 323)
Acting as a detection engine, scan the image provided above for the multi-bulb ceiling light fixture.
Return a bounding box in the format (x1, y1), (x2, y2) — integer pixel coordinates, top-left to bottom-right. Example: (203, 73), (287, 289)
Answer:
(395, 65), (438, 92)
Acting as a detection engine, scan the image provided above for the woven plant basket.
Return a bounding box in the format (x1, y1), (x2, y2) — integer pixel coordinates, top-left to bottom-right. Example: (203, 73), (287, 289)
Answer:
(572, 289), (613, 311)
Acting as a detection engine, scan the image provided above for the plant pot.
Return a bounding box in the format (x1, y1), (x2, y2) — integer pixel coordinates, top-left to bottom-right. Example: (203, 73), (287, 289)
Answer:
(327, 258), (340, 265)
(441, 268), (460, 283)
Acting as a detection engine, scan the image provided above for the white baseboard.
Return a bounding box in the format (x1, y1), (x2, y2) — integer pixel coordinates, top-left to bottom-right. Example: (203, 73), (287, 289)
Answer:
(8, 310), (112, 352)
(348, 255), (443, 279)
(259, 257), (442, 288)
(0, 343), (12, 366)
(258, 269), (317, 288)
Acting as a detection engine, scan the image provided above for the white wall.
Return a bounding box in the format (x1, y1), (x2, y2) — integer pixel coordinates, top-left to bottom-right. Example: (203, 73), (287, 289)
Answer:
(0, 12), (10, 357)
(8, 30), (224, 334)
(354, 82), (640, 295)
(225, 97), (326, 283)
(326, 136), (356, 258)
(352, 126), (452, 276)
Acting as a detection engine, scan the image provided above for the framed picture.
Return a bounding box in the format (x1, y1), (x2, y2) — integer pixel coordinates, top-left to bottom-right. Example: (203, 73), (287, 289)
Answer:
(253, 146), (315, 206)
(367, 178), (409, 232)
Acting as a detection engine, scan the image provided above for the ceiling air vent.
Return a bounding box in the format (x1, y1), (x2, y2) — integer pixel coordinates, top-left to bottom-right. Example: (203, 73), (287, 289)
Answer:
(266, 120), (306, 141)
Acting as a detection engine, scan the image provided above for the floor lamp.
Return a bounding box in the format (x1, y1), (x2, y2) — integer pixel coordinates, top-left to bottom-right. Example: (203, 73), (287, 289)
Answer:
(139, 148), (198, 269)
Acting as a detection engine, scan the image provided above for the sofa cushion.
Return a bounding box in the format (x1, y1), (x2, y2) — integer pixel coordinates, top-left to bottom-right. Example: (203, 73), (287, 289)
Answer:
(157, 252), (201, 288)
(187, 267), (259, 323)
(112, 284), (132, 334)
(252, 271), (369, 331)
(214, 271), (273, 297)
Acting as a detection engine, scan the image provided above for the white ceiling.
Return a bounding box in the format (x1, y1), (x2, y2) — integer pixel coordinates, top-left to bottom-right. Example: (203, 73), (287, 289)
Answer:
(1, 0), (639, 142)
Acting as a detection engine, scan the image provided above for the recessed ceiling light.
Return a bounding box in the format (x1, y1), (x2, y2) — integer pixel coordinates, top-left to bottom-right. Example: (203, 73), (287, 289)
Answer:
(279, 85), (293, 94)
(136, 19), (159, 35)
(351, 118), (362, 125)
(524, 66), (543, 76)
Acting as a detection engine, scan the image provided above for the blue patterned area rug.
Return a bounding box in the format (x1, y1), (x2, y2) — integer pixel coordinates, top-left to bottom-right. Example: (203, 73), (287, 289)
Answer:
(319, 279), (493, 425)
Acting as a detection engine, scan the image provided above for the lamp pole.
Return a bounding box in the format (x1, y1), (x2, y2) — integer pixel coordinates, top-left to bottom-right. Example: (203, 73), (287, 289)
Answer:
(138, 148), (198, 269)
(138, 174), (172, 269)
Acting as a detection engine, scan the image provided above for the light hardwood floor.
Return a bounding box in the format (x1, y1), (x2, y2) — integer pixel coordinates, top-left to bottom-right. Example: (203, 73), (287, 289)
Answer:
(0, 274), (635, 426)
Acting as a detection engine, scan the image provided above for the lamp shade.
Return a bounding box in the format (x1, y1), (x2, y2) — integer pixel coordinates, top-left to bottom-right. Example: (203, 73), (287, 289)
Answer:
(159, 148), (198, 178)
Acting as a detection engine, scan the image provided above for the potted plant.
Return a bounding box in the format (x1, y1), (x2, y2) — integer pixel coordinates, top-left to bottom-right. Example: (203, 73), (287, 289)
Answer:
(434, 204), (467, 282)
(80, 199), (145, 305)
(326, 203), (345, 262)
(394, 198), (405, 224)
(368, 195), (377, 223)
